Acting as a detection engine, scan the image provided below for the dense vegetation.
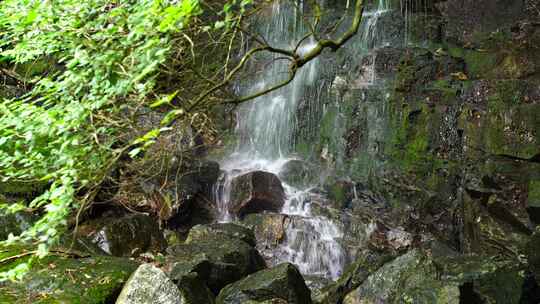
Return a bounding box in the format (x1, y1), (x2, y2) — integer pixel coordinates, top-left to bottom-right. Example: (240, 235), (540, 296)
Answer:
(0, 0), (253, 280)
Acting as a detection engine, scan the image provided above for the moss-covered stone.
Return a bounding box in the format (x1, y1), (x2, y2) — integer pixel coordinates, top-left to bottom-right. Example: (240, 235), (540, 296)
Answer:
(186, 223), (256, 247)
(343, 249), (460, 304)
(216, 263), (311, 304)
(166, 233), (266, 294)
(0, 246), (138, 303)
(77, 214), (166, 257)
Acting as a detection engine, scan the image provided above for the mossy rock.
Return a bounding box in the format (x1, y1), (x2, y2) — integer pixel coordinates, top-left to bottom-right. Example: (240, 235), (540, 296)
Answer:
(315, 250), (394, 304)
(166, 233), (266, 294)
(216, 263), (311, 304)
(186, 223), (256, 247)
(77, 214), (166, 257)
(116, 263), (215, 304)
(343, 249), (460, 304)
(0, 246), (138, 303)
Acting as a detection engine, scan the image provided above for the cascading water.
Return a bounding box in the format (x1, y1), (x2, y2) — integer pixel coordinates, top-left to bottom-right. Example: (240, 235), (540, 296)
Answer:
(214, 0), (395, 280)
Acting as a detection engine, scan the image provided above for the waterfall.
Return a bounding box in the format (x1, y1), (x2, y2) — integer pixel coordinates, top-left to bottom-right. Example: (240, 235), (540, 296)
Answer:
(214, 0), (395, 280)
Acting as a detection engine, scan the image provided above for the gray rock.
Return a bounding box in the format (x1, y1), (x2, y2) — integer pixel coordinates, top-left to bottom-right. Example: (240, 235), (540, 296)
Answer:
(343, 249), (460, 304)
(216, 263), (312, 304)
(78, 214), (166, 257)
(186, 223), (256, 246)
(166, 233), (266, 294)
(116, 264), (183, 304)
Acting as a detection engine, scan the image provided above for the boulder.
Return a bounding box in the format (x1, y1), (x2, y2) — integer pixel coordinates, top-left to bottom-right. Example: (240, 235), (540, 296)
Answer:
(230, 171), (285, 217)
(77, 214), (166, 257)
(314, 250), (394, 304)
(186, 223), (256, 247)
(116, 264), (184, 304)
(0, 245), (138, 303)
(342, 249), (460, 304)
(242, 213), (289, 246)
(216, 263), (312, 304)
(341, 247), (526, 304)
(166, 233), (266, 294)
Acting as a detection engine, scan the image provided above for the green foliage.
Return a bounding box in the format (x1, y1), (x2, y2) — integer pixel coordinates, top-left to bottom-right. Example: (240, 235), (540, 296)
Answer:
(0, 0), (203, 280)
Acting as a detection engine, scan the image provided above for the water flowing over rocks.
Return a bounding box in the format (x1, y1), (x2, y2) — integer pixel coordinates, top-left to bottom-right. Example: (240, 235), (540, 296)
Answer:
(4, 0), (540, 302)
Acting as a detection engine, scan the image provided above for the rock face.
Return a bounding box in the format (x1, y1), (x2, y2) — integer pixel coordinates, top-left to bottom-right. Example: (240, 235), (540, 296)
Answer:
(78, 214), (166, 257)
(166, 224), (266, 294)
(230, 171), (285, 217)
(216, 263), (311, 304)
(278, 159), (318, 189)
(116, 264), (184, 304)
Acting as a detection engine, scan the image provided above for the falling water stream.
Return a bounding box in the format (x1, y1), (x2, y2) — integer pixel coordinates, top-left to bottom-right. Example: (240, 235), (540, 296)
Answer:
(214, 0), (394, 280)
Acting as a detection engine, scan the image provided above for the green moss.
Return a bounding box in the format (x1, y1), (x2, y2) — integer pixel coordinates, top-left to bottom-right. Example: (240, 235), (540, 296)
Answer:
(529, 180), (540, 208)
(0, 247), (138, 304)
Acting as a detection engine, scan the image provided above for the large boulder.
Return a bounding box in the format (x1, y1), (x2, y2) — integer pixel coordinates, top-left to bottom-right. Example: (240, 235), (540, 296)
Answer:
(116, 264), (184, 304)
(230, 171), (285, 217)
(342, 249), (460, 304)
(0, 245), (138, 303)
(77, 214), (166, 257)
(314, 250), (394, 304)
(341, 247), (527, 304)
(216, 263), (312, 304)
(116, 263), (215, 304)
(165, 231), (266, 294)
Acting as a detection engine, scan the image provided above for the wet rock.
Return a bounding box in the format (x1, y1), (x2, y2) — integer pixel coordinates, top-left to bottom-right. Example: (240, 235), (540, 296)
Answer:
(278, 159), (318, 188)
(230, 171), (285, 217)
(343, 249), (460, 304)
(323, 179), (356, 210)
(304, 275), (332, 301)
(77, 214), (166, 257)
(116, 264), (184, 304)
(241, 213), (290, 265)
(216, 263), (311, 304)
(242, 213), (289, 246)
(186, 223), (256, 247)
(460, 80), (540, 160)
(461, 189), (530, 256)
(314, 250), (394, 304)
(353, 47), (403, 86)
(436, 0), (526, 46)
(166, 233), (266, 294)
(0, 210), (36, 241)
(434, 254), (525, 304)
(0, 245), (138, 303)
